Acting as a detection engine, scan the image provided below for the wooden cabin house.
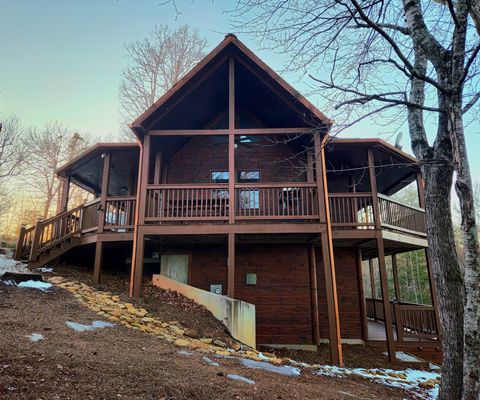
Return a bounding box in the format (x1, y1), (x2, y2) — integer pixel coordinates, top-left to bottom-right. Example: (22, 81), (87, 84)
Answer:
(14, 35), (440, 364)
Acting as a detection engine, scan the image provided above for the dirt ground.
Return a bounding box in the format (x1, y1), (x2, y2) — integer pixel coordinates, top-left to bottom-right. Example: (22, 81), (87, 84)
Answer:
(0, 278), (414, 400)
(54, 264), (428, 370)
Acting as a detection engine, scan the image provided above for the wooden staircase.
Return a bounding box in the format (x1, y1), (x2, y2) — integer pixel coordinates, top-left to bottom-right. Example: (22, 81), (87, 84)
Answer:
(14, 203), (92, 269)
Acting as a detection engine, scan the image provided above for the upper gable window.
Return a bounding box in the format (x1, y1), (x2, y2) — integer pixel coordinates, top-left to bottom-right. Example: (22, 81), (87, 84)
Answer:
(238, 170), (260, 182)
(211, 171), (229, 183)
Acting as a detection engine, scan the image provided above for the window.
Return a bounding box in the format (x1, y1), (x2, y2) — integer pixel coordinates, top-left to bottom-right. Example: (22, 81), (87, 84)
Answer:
(238, 171), (260, 210)
(211, 171), (229, 183)
(238, 170), (260, 182)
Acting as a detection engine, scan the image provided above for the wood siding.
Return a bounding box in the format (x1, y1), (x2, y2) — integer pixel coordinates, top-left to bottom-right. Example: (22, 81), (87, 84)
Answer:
(167, 136), (307, 184)
(316, 248), (363, 339)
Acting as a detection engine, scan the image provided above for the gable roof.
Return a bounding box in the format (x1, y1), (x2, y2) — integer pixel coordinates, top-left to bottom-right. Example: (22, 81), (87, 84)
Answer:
(129, 34), (332, 138)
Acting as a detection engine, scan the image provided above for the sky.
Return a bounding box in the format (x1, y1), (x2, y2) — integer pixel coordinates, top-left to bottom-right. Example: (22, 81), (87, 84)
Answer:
(0, 0), (479, 178)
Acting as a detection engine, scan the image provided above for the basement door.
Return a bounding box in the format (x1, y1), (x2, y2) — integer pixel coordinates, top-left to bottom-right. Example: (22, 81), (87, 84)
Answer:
(160, 254), (189, 284)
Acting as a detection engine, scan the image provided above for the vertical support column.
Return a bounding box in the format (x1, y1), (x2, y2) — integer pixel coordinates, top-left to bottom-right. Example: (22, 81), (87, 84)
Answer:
(391, 254), (403, 340)
(154, 151), (162, 185)
(391, 254), (401, 302)
(369, 259), (376, 301)
(130, 135), (151, 298)
(14, 225), (26, 261)
(228, 57), (235, 224)
(29, 219), (43, 262)
(60, 176), (71, 212)
(368, 148), (396, 361)
(355, 248), (368, 341)
(309, 244), (320, 345)
(416, 171), (425, 208)
(227, 232), (235, 297)
(93, 241), (104, 283)
(97, 152), (111, 233)
(314, 132), (342, 366)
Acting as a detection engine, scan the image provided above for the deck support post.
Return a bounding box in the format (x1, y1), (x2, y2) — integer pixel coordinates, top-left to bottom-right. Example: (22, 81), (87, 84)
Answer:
(228, 57), (235, 224)
(227, 232), (236, 297)
(368, 148), (396, 361)
(154, 152), (162, 184)
(130, 134), (151, 298)
(314, 132), (342, 366)
(60, 176), (71, 212)
(391, 254), (403, 339)
(355, 248), (368, 341)
(309, 244), (320, 345)
(14, 225), (26, 261)
(97, 152), (111, 234)
(93, 241), (104, 283)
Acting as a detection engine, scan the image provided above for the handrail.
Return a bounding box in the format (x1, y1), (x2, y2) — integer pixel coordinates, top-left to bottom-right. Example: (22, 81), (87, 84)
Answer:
(235, 182), (317, 189)
(147, 183), (228, 189)
(377, 193), (425, 213)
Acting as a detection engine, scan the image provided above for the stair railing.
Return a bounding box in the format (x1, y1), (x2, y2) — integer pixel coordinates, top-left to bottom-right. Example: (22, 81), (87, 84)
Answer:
(29, 204), (84, 261)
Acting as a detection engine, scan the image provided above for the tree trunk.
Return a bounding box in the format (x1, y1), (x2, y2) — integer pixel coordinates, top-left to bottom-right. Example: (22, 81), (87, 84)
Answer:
(423, 161), (464, 400)
(448, 102), (480, 400)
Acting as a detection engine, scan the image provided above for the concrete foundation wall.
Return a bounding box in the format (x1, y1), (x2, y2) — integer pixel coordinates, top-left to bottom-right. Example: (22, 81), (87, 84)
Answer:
(152, 274), (256, 348)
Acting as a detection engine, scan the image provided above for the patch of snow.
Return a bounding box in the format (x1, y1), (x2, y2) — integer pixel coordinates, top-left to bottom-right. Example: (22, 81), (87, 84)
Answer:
(227, 374), (255, 385)
(0, 256), (28, 274)
(27, 333), (44, 342)
(382, 351), (423, 363)
(429, 363), (441, 370)
(240, 358), (301, 377)
(65, 320), (114, 332)
(315, 366), (440, 400)
(203, 356), (220, 367)
(37, 267), (53, 273)
(18, 280), (53, 291)
(177, 350), (193, 356)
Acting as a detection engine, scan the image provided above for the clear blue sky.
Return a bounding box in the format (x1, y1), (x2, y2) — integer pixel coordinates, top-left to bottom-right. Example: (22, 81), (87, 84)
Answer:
(0, 0), (478, 178)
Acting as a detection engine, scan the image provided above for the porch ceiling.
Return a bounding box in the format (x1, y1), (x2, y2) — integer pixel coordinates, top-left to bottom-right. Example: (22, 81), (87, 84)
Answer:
(57, 143), (139, 195)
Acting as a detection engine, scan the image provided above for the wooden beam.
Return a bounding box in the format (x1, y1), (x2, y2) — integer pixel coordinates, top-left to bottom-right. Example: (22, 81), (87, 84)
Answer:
(355, 248), (368, 342)
(130, 134), (151, 298)
(416, 172), (426, 208)
(369, 258), (376, 300)
(154, 152), (162, 184)
(228, 57), (236, 225)
(227, 232), (235, 297)
(60, 176), (70, 212)
(309, 244), (320, 345)
(368, 148), (395, 360)
(93, 241), (103, 283)
(14, 225), (26, 261)
(97, 152), (111, 233)
(367, 149), (381, 231)
(149, 129), (228, 136)
(234, 128), (310, 135)
(148, 127), (311, 136)
(392, 254), (401, 301)
(314, 132), (342, 366)
(377, 238), (396, 362)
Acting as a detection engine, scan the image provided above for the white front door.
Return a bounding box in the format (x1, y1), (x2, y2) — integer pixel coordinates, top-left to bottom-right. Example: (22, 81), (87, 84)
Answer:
(160, 254), (189, 284)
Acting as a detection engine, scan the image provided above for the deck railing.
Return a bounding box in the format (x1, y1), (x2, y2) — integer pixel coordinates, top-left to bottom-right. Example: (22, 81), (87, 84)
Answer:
(235, 183), (318, 220)
(80, 199), (101, 232)
(328, 193), (374, 228)
(366, 298), (438, 340)
(105, 196), (136, 230)
(145, 184), (229, 222)
(378, 194), (426, 235)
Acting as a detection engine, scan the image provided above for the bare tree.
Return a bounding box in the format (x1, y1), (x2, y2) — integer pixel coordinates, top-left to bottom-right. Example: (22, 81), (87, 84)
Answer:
(119, 24), (208, 139)
(25, 123), (89, 219)
(0, 115), (26, 219)
(233, 1), (480, 398)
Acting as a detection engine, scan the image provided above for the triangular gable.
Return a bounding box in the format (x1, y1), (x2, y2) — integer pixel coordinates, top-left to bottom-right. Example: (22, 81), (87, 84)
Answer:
(129, 34), (331, 137)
